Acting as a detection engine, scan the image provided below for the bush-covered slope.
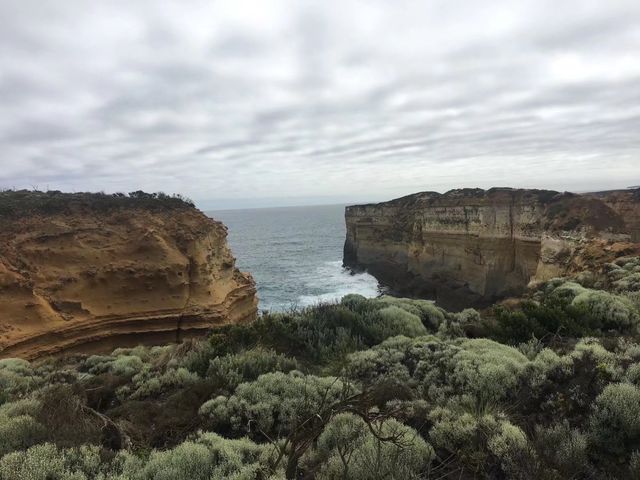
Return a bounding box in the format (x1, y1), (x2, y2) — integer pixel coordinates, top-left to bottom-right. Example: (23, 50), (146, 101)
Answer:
(1, 258), (640, 479)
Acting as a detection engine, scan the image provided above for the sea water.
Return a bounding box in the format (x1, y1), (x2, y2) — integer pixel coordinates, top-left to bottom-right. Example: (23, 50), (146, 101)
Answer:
(208, 204), (381, 312)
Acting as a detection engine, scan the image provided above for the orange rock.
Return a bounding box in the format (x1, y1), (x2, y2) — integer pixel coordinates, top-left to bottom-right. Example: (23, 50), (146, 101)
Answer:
(0, 197), (257, 359)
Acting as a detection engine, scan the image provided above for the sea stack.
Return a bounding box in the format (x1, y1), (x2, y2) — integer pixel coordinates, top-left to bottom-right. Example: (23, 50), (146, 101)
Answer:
(0, 191), (258, 359)
(344, 187), (640, 310)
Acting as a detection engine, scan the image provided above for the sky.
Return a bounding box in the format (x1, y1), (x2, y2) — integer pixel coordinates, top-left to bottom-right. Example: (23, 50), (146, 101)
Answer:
(0, 0), (639, 209)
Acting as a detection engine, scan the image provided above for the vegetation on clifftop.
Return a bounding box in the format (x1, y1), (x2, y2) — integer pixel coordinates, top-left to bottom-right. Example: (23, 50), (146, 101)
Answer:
(0, 258), (639, 479)
(0, 190), (195, 217)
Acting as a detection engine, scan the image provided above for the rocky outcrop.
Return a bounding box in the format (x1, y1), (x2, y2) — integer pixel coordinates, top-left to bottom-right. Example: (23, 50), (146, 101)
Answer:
(344, 188), (640, 310)
(0, 192), (257, 359)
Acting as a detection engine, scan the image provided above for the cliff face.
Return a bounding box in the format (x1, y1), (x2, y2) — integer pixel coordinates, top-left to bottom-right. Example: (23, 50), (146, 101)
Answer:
(0, 193), (257, 359)
(344, 188), (640, 310)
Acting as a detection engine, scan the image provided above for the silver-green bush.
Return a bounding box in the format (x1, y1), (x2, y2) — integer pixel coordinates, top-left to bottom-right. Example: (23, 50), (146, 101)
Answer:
(308, 413), (433, 480)
(589, 382), (640, 455)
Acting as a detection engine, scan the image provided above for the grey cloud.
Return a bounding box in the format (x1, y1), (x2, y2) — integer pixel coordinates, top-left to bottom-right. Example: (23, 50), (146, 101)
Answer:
(0, 0), (639, 206)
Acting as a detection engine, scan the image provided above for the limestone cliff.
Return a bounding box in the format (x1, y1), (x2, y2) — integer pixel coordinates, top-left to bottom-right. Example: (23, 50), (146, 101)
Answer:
(344, 188), (640, 310)
(0, 191), (257, 359)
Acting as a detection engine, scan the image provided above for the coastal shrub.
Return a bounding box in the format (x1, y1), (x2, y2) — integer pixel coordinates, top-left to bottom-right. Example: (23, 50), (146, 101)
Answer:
(534, 422), (588, 476)
(548, 281), (640, 331)
(0, 443), (67, 480)
(524, 347), (565, 388)
(494, 280), (640, 343)
(199, 371), (356, 436)
(343, 340), (412, 388)
(0, 414), (46, 457)
(437, 308), (481, 338)
(207, 348), (298, 390)
(0, 359), (42, 398)
(428, 407), (499, 471)
(488, 422), (535, 479)
(569, 338), (622, 381)
(0, 443), (104, 480)
(2, 292), (640, 477)
(344, 336), (529, 405)
(82, 353), (146, 378)
(627, 363), (640, 385)
(429, 407), (535, 477)
(589, 382), (640, 455)
(130, 432), (277, 480)
(0, 190), (194, 218)
(631, 451), (640, 480)
(111, 355), (145, 377)
(340, 294), (371, 312)
(375, 296), (446, 330)
(448, 339), (528, 404)
(609, 258), (640, 293)
(626, 291), (640, 312)
(572, 289), (639, 331)
(0, 400), (44, 456)
(367, 306), (427, 344)
(125, 367), (200, 400)
(518, 337), (544, 360)
(306, 413), (433, 480)
(493, 297), (593, 342)
(201, 299), (442, 365)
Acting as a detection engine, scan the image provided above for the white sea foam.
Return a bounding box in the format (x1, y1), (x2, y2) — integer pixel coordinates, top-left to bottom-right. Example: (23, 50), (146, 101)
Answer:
(297, 260), (381, 307)
(210, 205), (381, 312)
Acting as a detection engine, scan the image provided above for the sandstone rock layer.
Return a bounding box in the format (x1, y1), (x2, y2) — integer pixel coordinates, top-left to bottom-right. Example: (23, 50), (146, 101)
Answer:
(344, 188), (640, 310)
(0, 194), (257, 359)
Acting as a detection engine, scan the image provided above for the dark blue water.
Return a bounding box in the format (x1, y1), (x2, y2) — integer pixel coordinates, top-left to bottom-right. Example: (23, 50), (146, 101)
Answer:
(208, 204), (380, 311)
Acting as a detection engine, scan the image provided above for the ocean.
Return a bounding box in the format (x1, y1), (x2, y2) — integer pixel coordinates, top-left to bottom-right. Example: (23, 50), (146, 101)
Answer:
(208, 204), (381, 312)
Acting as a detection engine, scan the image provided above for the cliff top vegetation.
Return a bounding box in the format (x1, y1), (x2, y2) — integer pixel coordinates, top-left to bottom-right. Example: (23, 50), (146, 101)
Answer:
(0, 190), (195, 218)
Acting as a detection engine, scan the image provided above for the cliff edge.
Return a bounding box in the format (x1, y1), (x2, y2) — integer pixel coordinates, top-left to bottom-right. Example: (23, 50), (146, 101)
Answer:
(0, 191), (258, 359)
(344, 187), (640, 310)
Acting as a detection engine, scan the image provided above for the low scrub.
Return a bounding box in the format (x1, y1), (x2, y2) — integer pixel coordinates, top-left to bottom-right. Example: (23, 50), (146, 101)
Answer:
(1, 291), (639, 478)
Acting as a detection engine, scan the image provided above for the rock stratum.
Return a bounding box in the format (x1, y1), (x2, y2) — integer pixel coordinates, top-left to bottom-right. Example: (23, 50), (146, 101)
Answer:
(0, 191), (257, 359)
(344, 187), (640, 310)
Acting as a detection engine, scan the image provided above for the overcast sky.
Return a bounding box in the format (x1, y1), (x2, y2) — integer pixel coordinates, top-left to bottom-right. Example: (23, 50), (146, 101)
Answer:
(1, 0), (639, 209)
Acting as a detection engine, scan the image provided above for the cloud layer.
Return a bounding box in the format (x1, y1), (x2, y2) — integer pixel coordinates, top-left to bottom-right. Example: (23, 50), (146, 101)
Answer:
(1, 0), (639, 207)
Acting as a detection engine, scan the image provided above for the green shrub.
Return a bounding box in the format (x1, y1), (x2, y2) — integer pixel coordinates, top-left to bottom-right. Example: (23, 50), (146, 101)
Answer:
(535, 422), (588, 476)
(0, 443), (103, 480)
(549, 281), (639, 331)
(111, 355), (144, 377)
(589, 383), (640, 455)
(494, 279), (640, 343)
(343, 340), (412, 387)
(0, 415), (46, 457)
(308, 413), (433, 480)
(488, 421), (534, 479)
(627, 363), (640, 385)
(126, 367), (200, 400)
(631, 450), (640, 480)
(0, 189), (194, 218)
(207, 348), (298, 390)
(0, 359), (42, 399)
(375, 296), (446, 330)
(447, 339), (528, 404)
(340, 294), (371, 312)
(201, 299), (441, 365)
(367, 306), (427, 344)
(199, 372), (356, 437)
(130, 432), (277, 480)
(428, 407), (498, 471)
(82, 353), (146, 378)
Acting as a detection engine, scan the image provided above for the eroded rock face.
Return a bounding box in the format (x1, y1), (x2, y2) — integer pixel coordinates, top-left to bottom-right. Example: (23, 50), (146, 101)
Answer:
(0, 195), (257, 359)
(344, 188), (640, 310)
